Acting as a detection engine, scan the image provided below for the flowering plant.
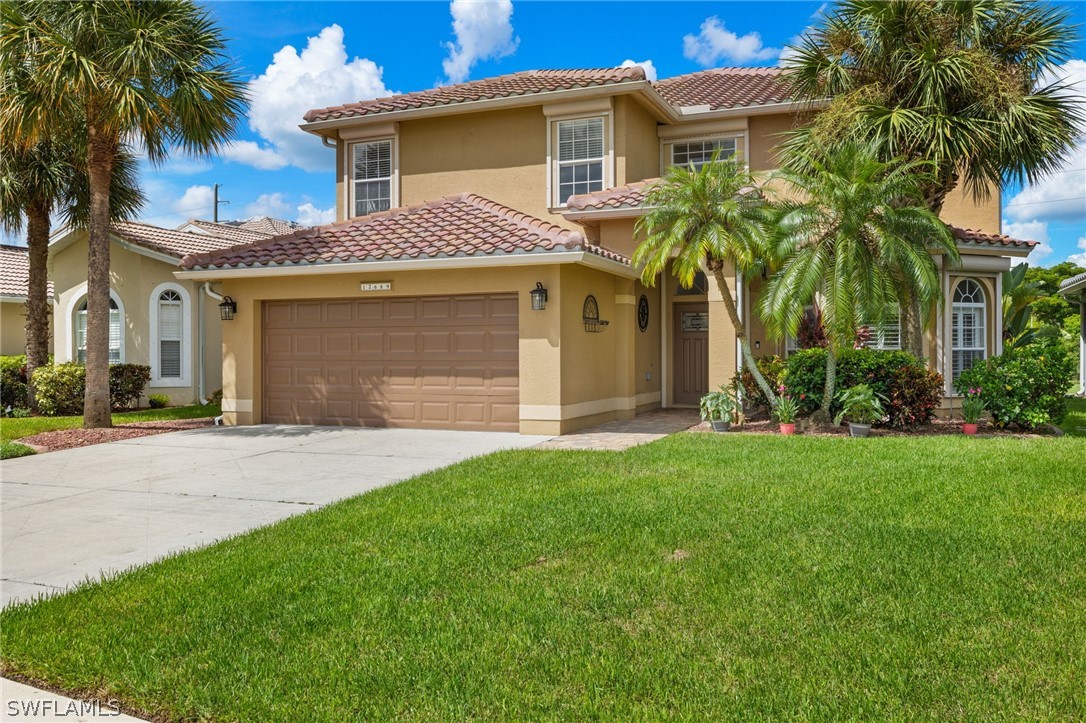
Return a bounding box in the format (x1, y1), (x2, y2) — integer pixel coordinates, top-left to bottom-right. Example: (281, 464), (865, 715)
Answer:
(773, 385), (799, 424)
(960, 387), (985, 424)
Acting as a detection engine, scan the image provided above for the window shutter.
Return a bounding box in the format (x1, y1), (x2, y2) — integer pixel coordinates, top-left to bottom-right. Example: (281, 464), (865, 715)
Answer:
(158, 292), (183, 378)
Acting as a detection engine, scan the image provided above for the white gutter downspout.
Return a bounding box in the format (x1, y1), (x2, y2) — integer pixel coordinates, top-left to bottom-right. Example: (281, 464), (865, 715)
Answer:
(202, 282), (225, 424)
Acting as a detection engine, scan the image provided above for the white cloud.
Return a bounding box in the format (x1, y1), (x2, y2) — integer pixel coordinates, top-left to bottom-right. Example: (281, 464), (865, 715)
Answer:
(683, 17), (779, 66)
(1002, 59), (1086, 265)
(221, 140), (290, 171)
(296, 202), (336, 227)
(443, 0), (518, 84)
(619, 59), (657, 82)
(244, 193), (293, 220)
(1003, 219), (1053, 265)
(243, 24), (392, 172)
(1068, 236), (1086, 267)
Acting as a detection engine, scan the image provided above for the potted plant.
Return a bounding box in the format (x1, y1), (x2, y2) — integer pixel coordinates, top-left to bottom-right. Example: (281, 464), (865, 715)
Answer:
(961, 387), (984, 435)
(833, 384), (885, 437)
(773, 393), (799, 435)
(700, 386), (737, 432)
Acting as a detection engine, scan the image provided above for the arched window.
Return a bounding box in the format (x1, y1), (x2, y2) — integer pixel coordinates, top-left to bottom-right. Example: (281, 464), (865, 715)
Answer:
(157, 290), (183, 378)
(952, 279), (986, 380)
(76, 297), (122, 364)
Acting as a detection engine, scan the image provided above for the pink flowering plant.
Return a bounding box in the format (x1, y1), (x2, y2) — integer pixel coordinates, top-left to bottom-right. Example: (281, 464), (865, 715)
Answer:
(773, 385), (799, 424)
(960, 387), (985, 425)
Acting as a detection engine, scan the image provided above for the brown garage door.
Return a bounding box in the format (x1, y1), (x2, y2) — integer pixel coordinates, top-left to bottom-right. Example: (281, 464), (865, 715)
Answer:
(263, 294), (519, 431)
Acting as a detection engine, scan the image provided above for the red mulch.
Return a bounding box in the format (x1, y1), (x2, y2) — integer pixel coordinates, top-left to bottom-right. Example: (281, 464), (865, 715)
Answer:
(19, 418), (215, 453)
(692, 417), (1058, 438)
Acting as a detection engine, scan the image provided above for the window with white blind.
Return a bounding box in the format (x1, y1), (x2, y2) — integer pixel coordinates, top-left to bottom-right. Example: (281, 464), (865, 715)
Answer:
(671, 137), (737, 171)
(952, 279), (987, 381)
(555, 117), (605, 206)
(76, 297), (121, 364)
(861, 307), (902, 350)
(351, 139), (393, 216)
(157, 290), (183, 379)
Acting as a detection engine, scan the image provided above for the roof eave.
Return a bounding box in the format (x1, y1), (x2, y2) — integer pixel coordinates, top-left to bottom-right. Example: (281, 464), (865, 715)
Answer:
(1059, 275), (1086, 297)
(175, 250), (636, 281)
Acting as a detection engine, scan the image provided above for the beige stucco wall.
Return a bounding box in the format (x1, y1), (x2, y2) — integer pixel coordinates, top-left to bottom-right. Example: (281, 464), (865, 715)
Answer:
(50, 233), (221, 406)
(1, 300), (53, 357)
(215, 263), (644, 435)
(397, 106), (555, 225)
(615, 95), (661, 185)
(747, 113), (798, 172)
(940, 183), (1000, 234)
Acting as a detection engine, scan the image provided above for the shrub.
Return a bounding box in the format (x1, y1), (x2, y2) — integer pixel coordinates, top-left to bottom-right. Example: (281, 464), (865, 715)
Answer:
(31, 363), (152, 416)
(956, 341), (1075, 430)
(731, 355), (786, 415)
(782, 348), (944, 428)
(207, 388), (223, 405)
(834, 384), (886, 426)
(9, 407), (30, 418)
(110, 364), (151, 410)
(1, 355), (28, 410)
(148, 394), (170, 409)
(32, 363), (85, 416)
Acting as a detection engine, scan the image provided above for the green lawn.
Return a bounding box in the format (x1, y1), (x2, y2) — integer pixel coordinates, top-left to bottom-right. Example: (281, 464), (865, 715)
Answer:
(2, 434), (1085, 720)
(0, 404), (220, 459)
(1060, 396), (1086, 437)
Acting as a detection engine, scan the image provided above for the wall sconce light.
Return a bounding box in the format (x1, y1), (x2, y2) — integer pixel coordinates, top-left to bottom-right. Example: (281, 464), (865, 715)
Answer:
(530, 282), (548, 311)
(219, 296), (238, 321)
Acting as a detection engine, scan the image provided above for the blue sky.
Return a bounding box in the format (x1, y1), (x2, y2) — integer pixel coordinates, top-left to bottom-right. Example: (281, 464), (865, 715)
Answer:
(115, 1), (1086, 266)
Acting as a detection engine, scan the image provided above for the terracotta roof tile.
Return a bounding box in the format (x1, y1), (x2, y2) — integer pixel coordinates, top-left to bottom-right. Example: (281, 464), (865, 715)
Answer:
(231, 216), (307, 236)
(304, 67), (647, 122)
(0, 245), (52, 299)
(949, 226), (1037, 250)
(1059, 271), (1086, 292)
(180, 194), (630, 271)
(653, 67), (792, 111)
(111, 221), (262, 259)
(180, 219), (276, 244)
(566, 179), (658, 212)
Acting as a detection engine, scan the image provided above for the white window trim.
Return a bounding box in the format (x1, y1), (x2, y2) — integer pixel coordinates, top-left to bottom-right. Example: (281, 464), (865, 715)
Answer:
(951, 278), (987, 382)
(660, 131), (747, 175)
(546, 110), (613, 210)
(861, 306), (902, 351)
(345, 136), (399, 218)
(62, 281), (125, 364)
(149, 281), (192, 387)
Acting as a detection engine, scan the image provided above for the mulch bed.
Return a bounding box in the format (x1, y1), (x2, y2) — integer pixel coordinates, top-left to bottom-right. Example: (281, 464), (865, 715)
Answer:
(18, 418), (215, 453)
(692, 417), (1060, 438)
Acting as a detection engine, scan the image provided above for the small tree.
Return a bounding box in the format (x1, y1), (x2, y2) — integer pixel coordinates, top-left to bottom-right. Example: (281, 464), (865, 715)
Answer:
(634, 154), (777, 405)
(760, 142), (958, 424)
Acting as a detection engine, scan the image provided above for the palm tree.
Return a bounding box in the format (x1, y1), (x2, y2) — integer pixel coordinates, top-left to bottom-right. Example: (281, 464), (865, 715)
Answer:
(0, 0), (245, 427)
(0, 137), (143, 412)
(782, 0), (1084, 356)
(759, 143), (959, 423)
(634, 155), (777, 406)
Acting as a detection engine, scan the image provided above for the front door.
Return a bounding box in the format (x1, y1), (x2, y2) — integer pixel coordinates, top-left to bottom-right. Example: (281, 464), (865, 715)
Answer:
(672, 302), (709, 406)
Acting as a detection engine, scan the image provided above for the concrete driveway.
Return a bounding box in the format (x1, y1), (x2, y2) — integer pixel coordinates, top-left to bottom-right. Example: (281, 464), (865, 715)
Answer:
(1, 425), (549, 607)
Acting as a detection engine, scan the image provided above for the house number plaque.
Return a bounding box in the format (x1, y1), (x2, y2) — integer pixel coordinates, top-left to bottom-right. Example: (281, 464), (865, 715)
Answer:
(360, 282), (392, 292)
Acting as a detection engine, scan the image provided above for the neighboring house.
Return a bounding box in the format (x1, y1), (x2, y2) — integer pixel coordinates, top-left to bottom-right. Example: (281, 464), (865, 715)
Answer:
(176, 65), (1035, 434)
(0, 245), (53, 357)
(48, 220), (283, 405)
(1059, 272), (1086, 393)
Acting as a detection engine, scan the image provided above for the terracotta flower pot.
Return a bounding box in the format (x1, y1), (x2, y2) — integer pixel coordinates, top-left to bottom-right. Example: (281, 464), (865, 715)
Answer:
(962, 423), (978, 435)
(779, 423), (795, 436)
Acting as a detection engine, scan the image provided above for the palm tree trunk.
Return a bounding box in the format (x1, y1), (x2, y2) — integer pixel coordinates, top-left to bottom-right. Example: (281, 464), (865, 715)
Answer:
(821, 344), (837, 418)
(709, 264), (777, 407)
(901, 295), (924, 359)
(24, 204), (51, 413)
(83, 127), (115, 429)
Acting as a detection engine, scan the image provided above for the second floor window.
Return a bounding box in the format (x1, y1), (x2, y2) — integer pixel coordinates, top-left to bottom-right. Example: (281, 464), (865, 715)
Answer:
(353, 140), (392, 215)
(556, 117), (604, 205)
(672, 138), (737, 171)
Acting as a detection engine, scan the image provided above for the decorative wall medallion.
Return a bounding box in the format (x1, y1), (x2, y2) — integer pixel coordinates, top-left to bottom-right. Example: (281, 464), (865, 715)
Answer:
(637, 295), (650, 332)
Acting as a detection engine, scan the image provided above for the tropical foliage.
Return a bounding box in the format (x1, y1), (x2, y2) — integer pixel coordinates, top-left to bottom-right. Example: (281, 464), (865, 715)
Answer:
(0, 0), (246, 427)
(635, 154), (776, 404)
(759, 142), (957, 420)
(956, 341), (1076, 430)
(833, 384), (886, 426)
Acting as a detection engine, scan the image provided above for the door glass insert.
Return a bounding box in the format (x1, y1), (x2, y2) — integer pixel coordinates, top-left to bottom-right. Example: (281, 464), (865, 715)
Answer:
(681, 312), (709, 332)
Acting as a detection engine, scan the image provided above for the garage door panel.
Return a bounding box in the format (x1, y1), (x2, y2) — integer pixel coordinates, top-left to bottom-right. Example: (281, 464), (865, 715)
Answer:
(263, 294), (519, 430)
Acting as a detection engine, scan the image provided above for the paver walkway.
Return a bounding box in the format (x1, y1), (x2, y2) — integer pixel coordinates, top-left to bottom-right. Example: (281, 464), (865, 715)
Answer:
(535, 408), (700, 450)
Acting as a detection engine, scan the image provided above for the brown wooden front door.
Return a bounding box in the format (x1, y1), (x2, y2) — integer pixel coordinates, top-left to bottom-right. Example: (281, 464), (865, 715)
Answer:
(672, 302), (709, 406)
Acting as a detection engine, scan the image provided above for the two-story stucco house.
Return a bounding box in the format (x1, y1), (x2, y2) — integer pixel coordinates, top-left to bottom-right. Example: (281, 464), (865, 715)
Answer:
(177, 65), (1036, 434)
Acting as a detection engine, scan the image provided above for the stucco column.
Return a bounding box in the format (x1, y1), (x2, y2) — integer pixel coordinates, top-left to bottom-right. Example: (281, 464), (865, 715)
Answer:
(613, 278), (637, 419)
(220, 291), (257, 426)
